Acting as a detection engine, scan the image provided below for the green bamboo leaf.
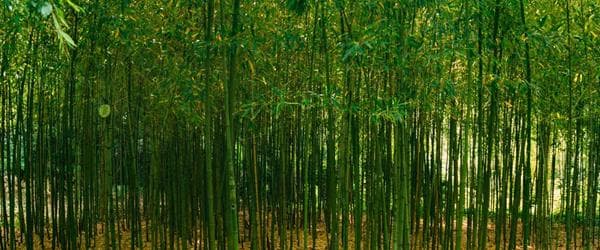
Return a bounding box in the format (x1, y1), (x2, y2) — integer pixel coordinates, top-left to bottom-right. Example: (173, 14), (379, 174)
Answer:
(66, 0), (84, 12)
(98, 104), (111, 118)
(58, 30), (76, 47)
(39, 2), (53, 18)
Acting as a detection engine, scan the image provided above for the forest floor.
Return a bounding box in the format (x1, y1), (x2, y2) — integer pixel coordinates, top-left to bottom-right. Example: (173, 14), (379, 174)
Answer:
(10, 217), (600, 249)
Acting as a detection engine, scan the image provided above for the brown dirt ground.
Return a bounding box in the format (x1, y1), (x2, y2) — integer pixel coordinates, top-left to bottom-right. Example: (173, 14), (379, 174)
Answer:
(9, 216), (600, 249)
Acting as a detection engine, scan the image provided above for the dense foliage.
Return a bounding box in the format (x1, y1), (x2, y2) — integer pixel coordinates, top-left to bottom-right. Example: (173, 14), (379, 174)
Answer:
(1, 0), (599, 249)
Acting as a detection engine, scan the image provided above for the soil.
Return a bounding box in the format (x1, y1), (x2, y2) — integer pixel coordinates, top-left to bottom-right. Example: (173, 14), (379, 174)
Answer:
(9, 216), (600, 249)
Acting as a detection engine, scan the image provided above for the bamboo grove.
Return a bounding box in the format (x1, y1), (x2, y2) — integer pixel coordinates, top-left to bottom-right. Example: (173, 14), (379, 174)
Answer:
(1, 0), (599, 249)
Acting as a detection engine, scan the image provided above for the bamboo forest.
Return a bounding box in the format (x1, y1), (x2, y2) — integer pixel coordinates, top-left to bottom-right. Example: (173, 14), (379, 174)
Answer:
(1, 0), (600, 249)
